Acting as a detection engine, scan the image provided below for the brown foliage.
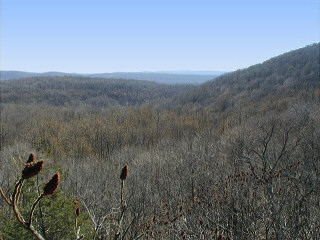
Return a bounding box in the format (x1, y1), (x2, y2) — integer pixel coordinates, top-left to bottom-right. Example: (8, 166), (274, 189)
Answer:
(120, 165), (129, 180)
(76, 206), (80, 216)
(22, 160), (44, 179)
(26, 153), (36, 163)
(43, 172), (60, 196)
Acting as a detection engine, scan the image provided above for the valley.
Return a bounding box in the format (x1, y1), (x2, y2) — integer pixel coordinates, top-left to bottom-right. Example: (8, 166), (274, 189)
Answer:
(0, 43), (319, 239)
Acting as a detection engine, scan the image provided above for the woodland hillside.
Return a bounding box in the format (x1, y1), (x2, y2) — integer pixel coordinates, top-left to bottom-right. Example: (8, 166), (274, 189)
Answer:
(0, 43), (319, 239)
(175, 43), (319, 105)
(1, 76), (193, 107)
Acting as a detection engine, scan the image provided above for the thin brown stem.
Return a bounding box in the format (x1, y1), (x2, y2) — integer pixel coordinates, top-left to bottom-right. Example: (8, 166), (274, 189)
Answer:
(12, 179), (46, 240)
(36, 175), (47, 238)
(0, 187), (11, 206)
(75, 213), (84, 240)
(121, 180), (125, 209)
(75, 213), (78, 239)
(15, 181), (24, 204)
(28, 194), (44, 227)
(115, 180), (127, 240)
(12, 179), (26, 226)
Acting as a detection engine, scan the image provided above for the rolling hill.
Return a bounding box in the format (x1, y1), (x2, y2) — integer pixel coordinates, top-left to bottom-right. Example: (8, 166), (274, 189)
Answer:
(0, 70), (223, 84)
(172, 43), (319, 110)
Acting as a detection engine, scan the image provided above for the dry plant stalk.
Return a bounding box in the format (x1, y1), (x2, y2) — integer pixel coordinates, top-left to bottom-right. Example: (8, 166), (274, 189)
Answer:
(0, 153), (60, 240)
(114, 165), (130, 240)
(120, 165), (129, 208)
(73, 201), (83, 240)
(0, 188), (11, 206)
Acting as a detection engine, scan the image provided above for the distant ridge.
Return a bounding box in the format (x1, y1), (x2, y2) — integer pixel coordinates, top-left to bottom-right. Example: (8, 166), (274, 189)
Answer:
(0, 71), (79, 80)
(154, 70), (226, 75)
(0, 70), (225, 84)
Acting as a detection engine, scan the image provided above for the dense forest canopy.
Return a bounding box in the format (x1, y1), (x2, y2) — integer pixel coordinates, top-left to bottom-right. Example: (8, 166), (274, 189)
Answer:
(1, 43), (320, 239)
(1, 76), (194, 107)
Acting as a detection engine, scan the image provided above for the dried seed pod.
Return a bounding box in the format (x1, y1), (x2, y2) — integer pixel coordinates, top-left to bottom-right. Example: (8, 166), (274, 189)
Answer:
(26, 153), (36, 164)
(120, 165), (129, 180)
(76, 206), (80, 216)
(43, 173), (60, 196)
(22, 160), (44, 179)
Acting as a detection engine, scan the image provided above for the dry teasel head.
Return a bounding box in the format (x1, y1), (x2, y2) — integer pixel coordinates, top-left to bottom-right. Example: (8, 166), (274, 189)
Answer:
(22, 160), (44, 179)
(120, 165), (129, 180)
(76, 206), (80, 216)
(43, 173), (60, 196)
(26, 153), (36, 164)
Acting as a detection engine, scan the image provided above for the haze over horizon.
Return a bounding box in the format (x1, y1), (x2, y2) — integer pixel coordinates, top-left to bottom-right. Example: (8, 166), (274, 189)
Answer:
(1, 0), (319, 73)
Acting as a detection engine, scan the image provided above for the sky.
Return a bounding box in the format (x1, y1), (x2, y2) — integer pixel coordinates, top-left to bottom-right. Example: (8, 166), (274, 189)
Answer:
(0, 0), (319, 73)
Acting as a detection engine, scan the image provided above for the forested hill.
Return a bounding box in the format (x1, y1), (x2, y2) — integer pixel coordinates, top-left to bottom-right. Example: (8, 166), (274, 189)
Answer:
(173, 43), (319, 108)
(1, 76), (194, 106)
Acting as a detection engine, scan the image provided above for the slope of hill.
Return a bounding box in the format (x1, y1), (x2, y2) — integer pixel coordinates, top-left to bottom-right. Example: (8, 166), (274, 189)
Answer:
(173, 43), (319, 108)
(1, 76), (194, 107)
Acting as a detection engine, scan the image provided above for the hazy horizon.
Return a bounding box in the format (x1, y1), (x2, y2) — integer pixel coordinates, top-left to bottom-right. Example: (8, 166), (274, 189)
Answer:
(1, 0), (319, 73)
(0, 69), (227, 75)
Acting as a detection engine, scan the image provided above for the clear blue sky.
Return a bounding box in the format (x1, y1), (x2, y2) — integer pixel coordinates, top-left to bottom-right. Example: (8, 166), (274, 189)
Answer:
(1, 0), (319, 73)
